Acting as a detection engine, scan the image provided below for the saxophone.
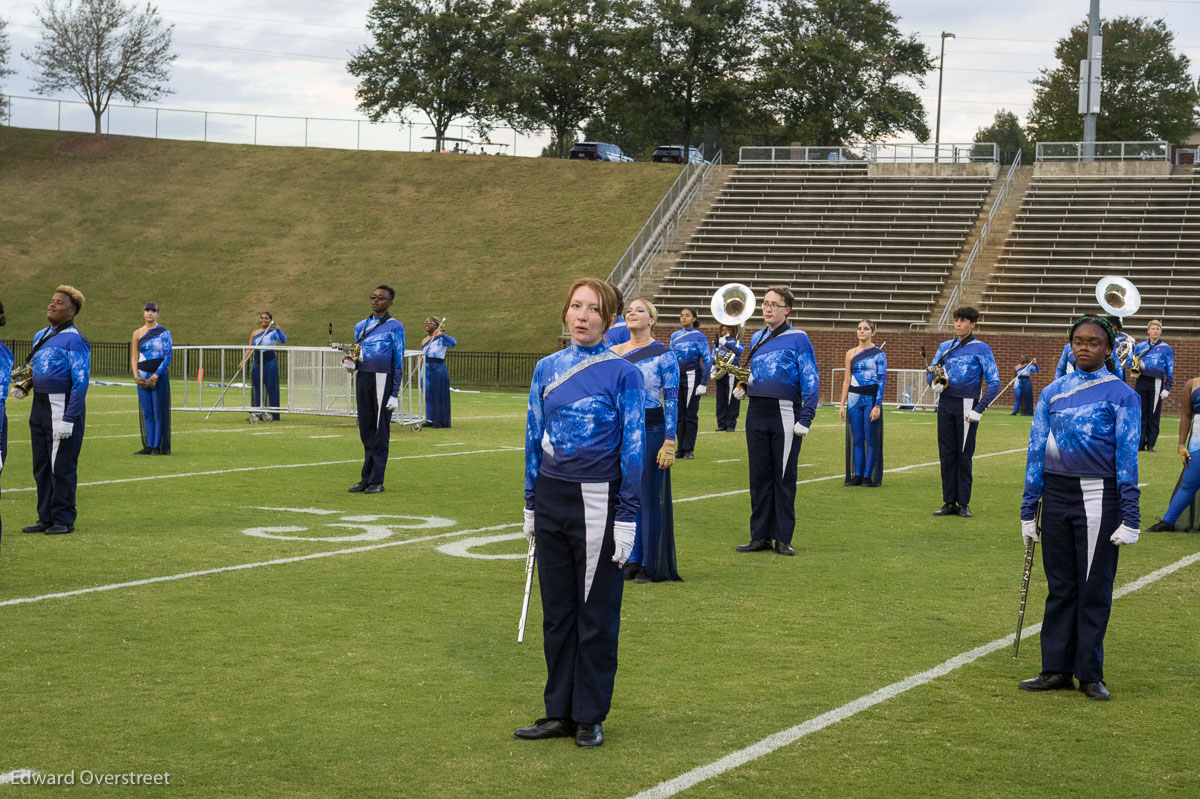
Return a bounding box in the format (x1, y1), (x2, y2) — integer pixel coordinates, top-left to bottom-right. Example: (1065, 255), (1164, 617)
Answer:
(10, 362), (33, 399)
(922, 346), (949, 390)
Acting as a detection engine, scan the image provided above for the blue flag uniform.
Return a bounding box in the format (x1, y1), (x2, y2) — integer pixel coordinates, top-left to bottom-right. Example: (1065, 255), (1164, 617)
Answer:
(669, 327), (712, 456)
(422, 332), (457, 428)
(928, 336), (1000, 509)
(251, 325), (287, 421)
(1022, 367), (1140, 682)
(713, 334), (744, 432)
(136, 325), (173, 452)
(0, 340), (11, 550)
(525, 342), (644, 724)
(30, 324), (90, 528)
(1133, 338), (1174, 450)
(1012, 361), (1039, 416)
(1158, 385), (1200, 527)
(845, 346), (886, 486)
(352, 314), (405, 487)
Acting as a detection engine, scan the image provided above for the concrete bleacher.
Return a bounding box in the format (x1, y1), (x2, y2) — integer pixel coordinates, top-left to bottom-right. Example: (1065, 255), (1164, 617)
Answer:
(980, 175), (1200, 333)
(653, 161), (992, 329)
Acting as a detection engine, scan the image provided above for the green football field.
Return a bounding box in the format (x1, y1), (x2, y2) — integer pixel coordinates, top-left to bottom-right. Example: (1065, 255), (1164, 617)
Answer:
(1, 386), (1197, 797)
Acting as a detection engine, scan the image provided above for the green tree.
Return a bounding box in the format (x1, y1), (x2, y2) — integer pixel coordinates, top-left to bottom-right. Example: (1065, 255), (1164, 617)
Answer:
(756, 0), (931, 146)
(1, 18), (14, 119)
(498, 0), (617, 158)
(348, 0), (506, 152)
(973, 109), (1033, 165)
(1026, 16), (1198, 144)
(24, 0), (175, 134)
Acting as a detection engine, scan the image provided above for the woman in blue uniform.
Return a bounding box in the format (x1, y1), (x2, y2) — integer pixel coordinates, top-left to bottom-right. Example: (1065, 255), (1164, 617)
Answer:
(248, 312), (287, 422)
(713, 323), (744, 432)
(131, 302), (172, 455)
(613, 297), (680, 583)
(515, 278), (644, 749)
(1019, 315), (1140, 701)
(420, 316), (456, 428)
(1146, 374), (1200, 532)
(838, 319), (886, 486)
(0, 300), (11, 554)
(1011, 356), (1039, 416)
(669, 307), (712, 459)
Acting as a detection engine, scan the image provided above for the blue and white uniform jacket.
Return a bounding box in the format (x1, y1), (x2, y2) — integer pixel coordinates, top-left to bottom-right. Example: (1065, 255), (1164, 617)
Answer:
(525, 342), (645, 523)
(0, 339), (12, 411)
(847, 346), (887, 409)
(603, 319), (630, 348)
(1015, 362), (1039, 380)
(137, 326), (173, 379)
(32, 324), (90, 423)
(1112, 332), (1136, 377)
(1057, 341), (1126, 380)
(1186, 385), (1200, 455)
(745, 324), (819, 428)
(354, 315), (405, 396)
(623, 341), (679, 439)
(1134, 338), (1174, 390)
(422, 332), (456, 360)
(252, 326), (287, 356)
(927, 336), (1000, 411)
(670, 328), (713, 386)
(1021, 368), (1141, 526)
(714, 334), (745, 364)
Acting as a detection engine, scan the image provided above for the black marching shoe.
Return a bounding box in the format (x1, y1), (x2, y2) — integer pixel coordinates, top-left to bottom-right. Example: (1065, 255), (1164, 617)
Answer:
(348, 482), (367, 493)
(364, 483), (385, 495)
(575, 722), (604, 748)
(736, 539), (772, 553)
(624, 562), (642, 581)
(1018, 672), (1075, 692)
(957, 505), (973, 518)
(23, 521), (51, 533)
(149, 447), (163, 455)
(932, 503), (958, 517)
(773, 540), (795, 556)
(133, 447), (153, 455)
(514, 718), (575, 740)
(1079, 681), (1111, 701)
(1148, 446), (1156, 452)
(847, 476), (863, 486)
(1146, 520), (1176, 532)
(680, 452), (694, 460)
(44, 524), (75, 535)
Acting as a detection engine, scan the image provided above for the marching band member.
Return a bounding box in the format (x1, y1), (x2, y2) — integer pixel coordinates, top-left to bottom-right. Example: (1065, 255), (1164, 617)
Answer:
(0, 301), (11, 554)
(1011, 356), (1038, 416)
(602, 283), (630, 348)
(1054, 342), (1076, 379)
(927, 307), (1000, 518)
(346, 286), (405, 495)
(1019, 315), (1140, 701)
(1133, 319), (1174, 451)
(22, 286), (90, 536)
(732, 286), (818, 556)
(1108, 316), (1135, 379)
(613, 298), (681, 583)
(713, 324), (744, 432)
(838, 319), (886, 487)
(516, 278), (644, 748)
(669, 307), (712, 459)
(420, 316), (456, 428)
(131, 302), (172, 455)
(249, 311), (287, 422)
(1145, 373), (1200, 532)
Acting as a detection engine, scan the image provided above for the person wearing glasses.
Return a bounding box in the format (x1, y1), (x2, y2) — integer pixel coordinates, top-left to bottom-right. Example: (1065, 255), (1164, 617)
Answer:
(345, 286), (405, 495)
(732, 286), (819, 557)
(131, 302), (173, 454)
(248, 311), (287, 422)
(669, 307), (712, 459)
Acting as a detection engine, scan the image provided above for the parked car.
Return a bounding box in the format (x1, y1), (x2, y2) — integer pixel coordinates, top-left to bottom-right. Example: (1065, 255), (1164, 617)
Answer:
(568, 141), (634, 162)
(652, 145), (705, 164)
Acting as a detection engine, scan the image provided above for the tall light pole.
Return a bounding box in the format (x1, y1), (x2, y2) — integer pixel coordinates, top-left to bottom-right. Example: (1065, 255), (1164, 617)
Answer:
(935, 31), (955, 163)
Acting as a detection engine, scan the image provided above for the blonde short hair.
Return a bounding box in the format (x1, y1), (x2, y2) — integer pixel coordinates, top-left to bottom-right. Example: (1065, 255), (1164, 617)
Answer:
(1147, 319), (1162, 328)
(55, 285), (85, 313)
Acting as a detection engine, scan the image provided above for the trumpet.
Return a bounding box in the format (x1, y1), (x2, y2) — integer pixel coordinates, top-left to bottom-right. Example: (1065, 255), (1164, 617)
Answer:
(709, 283), (754, 384)
(9, 362), (33, 399)
(922, 346), (949, 390)
(328, 322), (362, 362)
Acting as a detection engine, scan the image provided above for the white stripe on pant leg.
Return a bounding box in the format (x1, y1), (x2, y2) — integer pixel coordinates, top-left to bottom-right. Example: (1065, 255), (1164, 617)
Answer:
(580, 482), (611, 603)
(49, 393), (67, 471)
(1153, 378), (1162, 413)
(684, 371), (696, 410)
(1080, 477), (1105, 581)
(778, 399), (795, 469)
(960, 397), (973, 451)
(375, 373), (387, 419)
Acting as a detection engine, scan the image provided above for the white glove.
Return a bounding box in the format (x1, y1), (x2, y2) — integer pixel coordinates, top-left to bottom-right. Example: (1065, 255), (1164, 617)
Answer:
(1161, 390), (1170, 399)
(793, 422), (809, 436)
(1021, 519), (1039, 545)
(53, 421), (74, 440)
(0, 448), (4, 473)
(966, 409), (982, 423)
(385, 396), (398, 411)
(694, 384), (707, 396)
(523, 508), (536, 545)
(931, 383), (944, 395)
(342, 358), (356, 373)
(1110, 524), (1139, 546)
(611, 520), (636, 566)
(732, 385), (746, 401)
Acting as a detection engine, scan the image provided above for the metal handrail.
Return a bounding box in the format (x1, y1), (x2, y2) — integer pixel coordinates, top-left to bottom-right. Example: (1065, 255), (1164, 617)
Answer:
(739, 143), (998, 163)
(1035, 140), (1168, 162)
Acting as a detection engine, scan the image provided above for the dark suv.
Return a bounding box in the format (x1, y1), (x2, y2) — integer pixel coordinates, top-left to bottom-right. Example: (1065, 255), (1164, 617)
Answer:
(652, 145), (704, 164)
(568, 141), (633, 162)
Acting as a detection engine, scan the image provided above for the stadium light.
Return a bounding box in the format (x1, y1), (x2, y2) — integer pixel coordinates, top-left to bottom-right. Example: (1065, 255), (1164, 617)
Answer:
(935, 32), (955, 164)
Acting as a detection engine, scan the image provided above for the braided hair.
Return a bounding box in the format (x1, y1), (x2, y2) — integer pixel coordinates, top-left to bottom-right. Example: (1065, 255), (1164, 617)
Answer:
(1069, 315), (1116, 348)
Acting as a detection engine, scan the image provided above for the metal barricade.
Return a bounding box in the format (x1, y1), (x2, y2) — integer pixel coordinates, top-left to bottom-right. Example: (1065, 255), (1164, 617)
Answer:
(829, 368), (938, 410)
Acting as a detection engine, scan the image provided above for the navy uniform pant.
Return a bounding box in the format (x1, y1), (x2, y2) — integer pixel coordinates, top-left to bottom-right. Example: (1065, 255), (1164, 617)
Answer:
(424, 358), (451, 428)
(1039, 473), (1121, 682)
(1135, 375), (1163, 449)
(714, 374), (741, 431)
(1, 410), (7, 554)
(534, 475), (625, 724)
(746, 396), (802, 545)
(355, 370), (394, 486)
(251, 354), (281, 421)
(676, 363), (702, 454)
(30, 391), (85, 527)
(936, 395), (979, 506)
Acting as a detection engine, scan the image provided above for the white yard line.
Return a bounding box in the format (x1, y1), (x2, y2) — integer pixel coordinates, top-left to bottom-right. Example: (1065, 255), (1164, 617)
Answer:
(627, 550), (1200, 799)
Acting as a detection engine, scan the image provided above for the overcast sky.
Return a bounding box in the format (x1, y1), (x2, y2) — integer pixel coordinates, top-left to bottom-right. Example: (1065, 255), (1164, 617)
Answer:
(3, 0), (1199, 155)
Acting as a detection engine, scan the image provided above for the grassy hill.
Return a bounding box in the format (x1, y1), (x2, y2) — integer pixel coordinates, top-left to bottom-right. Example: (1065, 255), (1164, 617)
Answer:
(0, 127), (679, 351)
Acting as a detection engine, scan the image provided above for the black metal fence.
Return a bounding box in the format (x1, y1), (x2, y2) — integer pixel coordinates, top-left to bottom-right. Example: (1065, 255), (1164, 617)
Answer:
(4, 341), (547, 387)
